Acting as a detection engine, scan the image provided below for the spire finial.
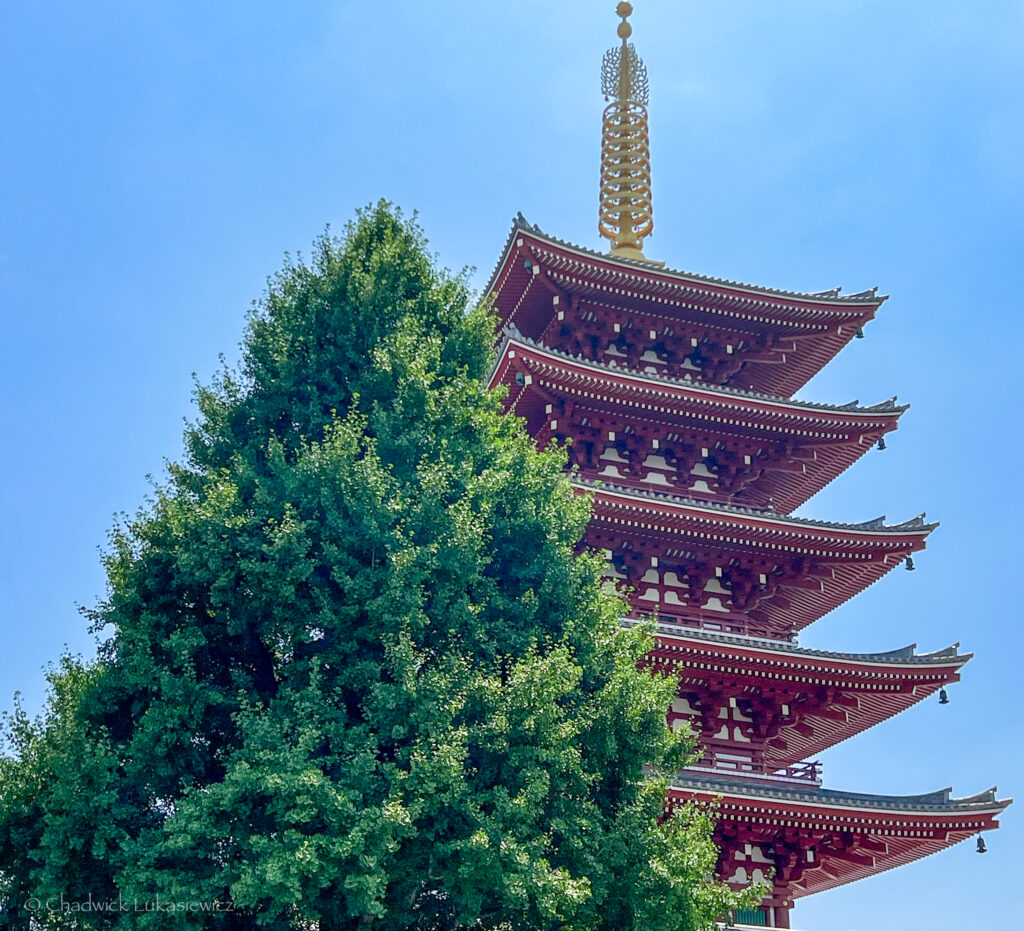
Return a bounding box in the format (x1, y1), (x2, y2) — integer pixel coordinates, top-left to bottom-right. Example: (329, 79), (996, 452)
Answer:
(599, 2), (653, 261)
(616, 2), (633, 39)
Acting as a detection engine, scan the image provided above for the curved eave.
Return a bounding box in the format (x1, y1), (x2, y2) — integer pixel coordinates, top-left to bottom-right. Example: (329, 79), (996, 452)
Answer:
(577, 480), (937, 543)
(632, 621), (969, 667)
(582, 482), (935, 632)
(486, 218), (887, 397)
(670, 772), (1011, 821)
(486, 216), (886, 314)
(492, 335), (905, 512)
(670, 776), (1011, 898)
(491, 334), (907, 420)
(640, 623), (970, 766)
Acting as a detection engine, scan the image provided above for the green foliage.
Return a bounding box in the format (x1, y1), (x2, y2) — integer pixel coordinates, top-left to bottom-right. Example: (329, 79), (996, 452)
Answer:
(0, 203), (754, 929)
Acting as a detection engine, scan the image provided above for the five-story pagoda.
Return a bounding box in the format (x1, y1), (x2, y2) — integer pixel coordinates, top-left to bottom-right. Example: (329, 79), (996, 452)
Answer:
(486, 4), (1009, 928)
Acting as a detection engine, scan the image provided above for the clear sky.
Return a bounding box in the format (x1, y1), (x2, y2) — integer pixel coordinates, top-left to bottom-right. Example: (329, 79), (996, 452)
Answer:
(1, 2), (1021, 928)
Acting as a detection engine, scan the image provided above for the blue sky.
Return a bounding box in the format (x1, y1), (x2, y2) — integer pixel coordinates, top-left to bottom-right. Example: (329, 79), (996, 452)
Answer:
(1, 1), (1020, 928)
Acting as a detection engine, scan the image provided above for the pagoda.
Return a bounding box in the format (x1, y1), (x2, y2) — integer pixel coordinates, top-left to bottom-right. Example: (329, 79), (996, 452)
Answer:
(485, 4), (1009, 928)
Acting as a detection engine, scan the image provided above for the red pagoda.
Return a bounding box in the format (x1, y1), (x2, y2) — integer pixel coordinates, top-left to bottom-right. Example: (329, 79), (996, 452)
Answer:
(485, 4), (1009, 928)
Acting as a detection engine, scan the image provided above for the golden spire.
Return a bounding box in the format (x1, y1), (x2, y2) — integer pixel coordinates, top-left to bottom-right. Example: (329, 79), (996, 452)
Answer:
(598, 2), (654, 261)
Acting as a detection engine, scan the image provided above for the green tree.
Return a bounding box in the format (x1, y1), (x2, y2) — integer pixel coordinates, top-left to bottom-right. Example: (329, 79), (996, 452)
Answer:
(0, 204), (753, 930)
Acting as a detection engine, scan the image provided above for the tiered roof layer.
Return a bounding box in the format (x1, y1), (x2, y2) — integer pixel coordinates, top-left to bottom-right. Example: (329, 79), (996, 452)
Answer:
(492, 335), (905, 512)
(671, 774), (1010, 898)
(637, 621), (969, 768)
(581, 480), (934, 633)
(488, 218), (886, 396)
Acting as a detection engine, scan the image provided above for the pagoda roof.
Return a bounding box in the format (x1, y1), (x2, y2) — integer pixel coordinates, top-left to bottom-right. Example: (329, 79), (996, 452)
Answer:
(487, 216), (887, 396)
(674, 770), (1010, 817)
(671, 773), (1010, 898)
(635, 621), (970, 767)
(494, 331), (906, 417)
(578, 478), (936, 537)
(493, 334), (905, 512)
(581, 480), (935, 633)
(631, 620), (969, 667)
(488, 215), (887, 310)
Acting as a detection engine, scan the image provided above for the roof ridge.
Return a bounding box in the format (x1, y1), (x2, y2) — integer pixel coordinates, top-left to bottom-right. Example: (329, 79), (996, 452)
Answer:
(503, 215), (889, 307)
(628, 620), (971, 666)
(501, 331), (908, 416)
(574, 477), (938, 534)
(672, 772), (1013, 812)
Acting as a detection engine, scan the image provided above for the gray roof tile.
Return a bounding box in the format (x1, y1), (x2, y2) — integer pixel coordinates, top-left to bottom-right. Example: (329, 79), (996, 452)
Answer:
(673, 770), (1011, 813)
(489, 215), (888, 307)
(497, 330), (907, 415)
(576, 477), (937, 535)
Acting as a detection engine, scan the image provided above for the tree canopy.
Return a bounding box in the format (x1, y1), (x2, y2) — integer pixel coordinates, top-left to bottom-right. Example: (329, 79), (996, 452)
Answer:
(0, 203), (752, 930)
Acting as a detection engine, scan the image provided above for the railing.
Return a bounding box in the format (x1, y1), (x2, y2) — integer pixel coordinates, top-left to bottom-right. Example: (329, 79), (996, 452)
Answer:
(773, 760), (821, 783)
(719, 926), (808, 931)
(686, 759), (823, 787)
(622, 614), (800, 645)
(720, 916), (808, 931)
(653, 613), (754, 637)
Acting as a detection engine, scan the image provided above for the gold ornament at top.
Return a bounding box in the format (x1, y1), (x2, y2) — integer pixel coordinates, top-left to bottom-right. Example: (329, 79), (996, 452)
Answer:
(598, 1), (654, 261)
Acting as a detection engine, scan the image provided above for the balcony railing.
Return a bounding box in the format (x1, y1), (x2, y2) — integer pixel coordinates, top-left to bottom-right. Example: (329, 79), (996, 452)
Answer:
(719, 925), (808, 931)
(720, 913), (808, 931)
(772, 760), (821, 783)
(685, 759), (823, 786)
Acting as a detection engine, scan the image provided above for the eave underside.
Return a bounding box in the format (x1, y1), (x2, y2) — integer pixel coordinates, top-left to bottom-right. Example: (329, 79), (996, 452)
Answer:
(643, 624), (968, 767)
(492, 337), (903, 512)
(669, 776), (1009, 898)
(583, 483), (933, 634)
(488, 221), (886, 396)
